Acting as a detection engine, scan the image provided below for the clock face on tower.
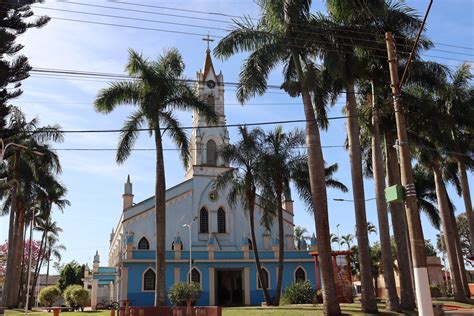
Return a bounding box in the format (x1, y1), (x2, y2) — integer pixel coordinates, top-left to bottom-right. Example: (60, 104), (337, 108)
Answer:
(206, 80), (216, 89)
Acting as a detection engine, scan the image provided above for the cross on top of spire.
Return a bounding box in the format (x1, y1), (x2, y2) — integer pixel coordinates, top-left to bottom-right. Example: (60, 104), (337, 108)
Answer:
(202, 33), (214, 52)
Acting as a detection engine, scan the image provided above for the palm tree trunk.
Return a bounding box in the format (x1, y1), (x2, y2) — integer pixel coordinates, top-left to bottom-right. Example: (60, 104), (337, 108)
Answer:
(31, 229), (48, 305)
(384, 132), (416, 310)
(248, 191), (272, 304)
(292, 53), (341, 315)
(154, 129), (167, 306)
(2, 150), (20, 307)
(46, 249), (51, 286)
(274, 185), (284, 306)
(445, 183), (471, 298)
(370, 84), (401, 312)
(457, 159), (474, 257)
(13, 203), (26, 307)
(432, 162), (467, 302)
(345, 82), (377, 313)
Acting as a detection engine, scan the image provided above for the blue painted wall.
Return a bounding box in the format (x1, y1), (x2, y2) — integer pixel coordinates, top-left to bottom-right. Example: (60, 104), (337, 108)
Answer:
(124, 250), (318, 307)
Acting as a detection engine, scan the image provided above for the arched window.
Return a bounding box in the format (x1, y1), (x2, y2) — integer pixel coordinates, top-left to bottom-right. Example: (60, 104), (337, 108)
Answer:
(206, 140), (217, 165)
(207, 95), (215, 112)
(191, 268), (201, 284)
(138, 237), (150, 250)
(217, 208), (226, 233)
(200, 208), (209, 233)
(143, 268), (155, 291)
(295, 267), (306, 282)
(257, 268), (269, 289)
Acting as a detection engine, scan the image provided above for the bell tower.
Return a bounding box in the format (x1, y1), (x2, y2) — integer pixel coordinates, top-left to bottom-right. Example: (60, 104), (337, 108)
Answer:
(186, 38), (230, 179)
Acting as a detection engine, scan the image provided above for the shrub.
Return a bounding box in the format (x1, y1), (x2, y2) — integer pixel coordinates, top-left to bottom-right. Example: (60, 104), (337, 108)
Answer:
(430, 284), (441, 298)
(38, 285), (61, 306)
(64, 284), (89, 311)
(168, 282), (201, 306)
(281, 281), (315, 305)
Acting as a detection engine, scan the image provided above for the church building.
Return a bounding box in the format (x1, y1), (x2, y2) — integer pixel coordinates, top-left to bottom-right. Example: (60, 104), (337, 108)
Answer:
(83, 48), (320, 307)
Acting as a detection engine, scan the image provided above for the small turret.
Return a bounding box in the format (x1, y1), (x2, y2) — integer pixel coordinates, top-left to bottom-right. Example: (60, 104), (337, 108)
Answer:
(123, 175), (134, 210)
(109, 228), (115, 245)
(93, 250), (100, 272)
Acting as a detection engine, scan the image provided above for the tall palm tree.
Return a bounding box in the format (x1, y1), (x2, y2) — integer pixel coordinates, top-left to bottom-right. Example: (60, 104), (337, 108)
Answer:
(0, 107), (63, 307)
(409, 86), (469, 302)
(43, 234), (66, 286)
(439, 63), (474, 255)
(214, 1), (342, 312)
(30, 177), (69, 296)
(321, 2), (378, 310)
(213, 126), (273, 305)
(259, 126), (306, 305)
(94, 48), (216, 305)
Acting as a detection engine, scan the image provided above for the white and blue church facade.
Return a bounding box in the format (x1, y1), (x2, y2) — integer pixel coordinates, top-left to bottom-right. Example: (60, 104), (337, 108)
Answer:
(83, 49), (319, 307)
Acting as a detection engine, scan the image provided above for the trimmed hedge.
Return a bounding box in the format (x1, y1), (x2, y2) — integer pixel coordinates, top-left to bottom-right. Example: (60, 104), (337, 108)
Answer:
(168, 282), (201, 306)
(38, 285), (61, 306)
(64, 284), (89, 311)
(281, 281), (316, 305)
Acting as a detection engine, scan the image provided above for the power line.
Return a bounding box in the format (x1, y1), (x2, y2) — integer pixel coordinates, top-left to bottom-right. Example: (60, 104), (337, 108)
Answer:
(49, 145), (347, 152)
(30, 4), (474, 60)
(28, 116), (353, 134)
(36, 15), (472, 64)
(19, 2), (471, 61)
(104, 0), (474, 52)
(28, 67), (371, 95)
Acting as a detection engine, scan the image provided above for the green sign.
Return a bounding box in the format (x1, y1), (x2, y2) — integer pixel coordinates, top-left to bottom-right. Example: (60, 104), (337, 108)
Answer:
(385, 185), (405, 203)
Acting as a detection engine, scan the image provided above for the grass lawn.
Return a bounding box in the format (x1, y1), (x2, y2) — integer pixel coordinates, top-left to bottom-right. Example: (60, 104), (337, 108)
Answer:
(5, 300), (474, 316)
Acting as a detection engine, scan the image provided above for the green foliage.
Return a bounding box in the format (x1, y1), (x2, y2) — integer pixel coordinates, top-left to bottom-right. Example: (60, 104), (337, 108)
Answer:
(63, 285), (89, 311)
(168, 282), (201, 306)
(57, 261), (85, 292)
(430, 284), (442, 298)
(425, 239), (437, 257)
(281, 281), (315, 305)
(38, 285), (61, 306)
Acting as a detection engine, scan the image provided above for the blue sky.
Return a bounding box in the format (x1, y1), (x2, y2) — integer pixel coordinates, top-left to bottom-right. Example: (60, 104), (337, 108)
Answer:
(0, 0), (472, 271)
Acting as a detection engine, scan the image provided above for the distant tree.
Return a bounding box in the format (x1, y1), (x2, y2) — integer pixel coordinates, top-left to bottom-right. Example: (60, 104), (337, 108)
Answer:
(57, 261), (85, 292)
(294, 226), (310, 250)
(425, 240), (438, 257)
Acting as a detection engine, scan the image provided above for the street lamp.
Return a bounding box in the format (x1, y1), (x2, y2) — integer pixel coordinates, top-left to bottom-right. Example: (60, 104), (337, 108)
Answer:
(0, 139), (44, 161)
(182, 216), (198, 283)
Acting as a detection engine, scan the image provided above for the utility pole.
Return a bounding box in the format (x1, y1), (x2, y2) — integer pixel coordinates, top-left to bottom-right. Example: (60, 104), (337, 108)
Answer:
(385, 31), (433, 316)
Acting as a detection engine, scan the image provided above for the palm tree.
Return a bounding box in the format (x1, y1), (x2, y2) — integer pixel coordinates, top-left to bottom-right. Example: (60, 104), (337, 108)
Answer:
(0, 107), (63, 307)
(213, 126), (272, 305)
(439, 63), (474, 256)
(321, 1), (378, 309)
(94, 49), (216, 305)
(43, 234), (66, 285)
(259, 126), (306, 305)
(367, 222), (377, 236)
(409, 87), (469, 302)
(30, 177), (69, 297)
(292, 160), (348, 212)
(214, 1), (343, 312)
(330, 233), (340, 250)
(340, 234), (353, 251)
(294, 226), (309, 250)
